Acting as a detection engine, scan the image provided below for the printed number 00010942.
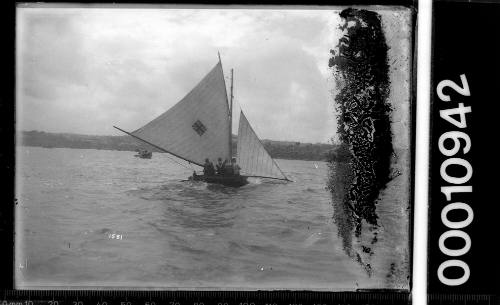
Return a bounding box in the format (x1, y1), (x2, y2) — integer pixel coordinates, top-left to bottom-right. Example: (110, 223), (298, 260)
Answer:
(436, 74), (474, 287)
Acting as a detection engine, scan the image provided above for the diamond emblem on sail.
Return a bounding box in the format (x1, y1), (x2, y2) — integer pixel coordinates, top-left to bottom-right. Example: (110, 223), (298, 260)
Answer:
(192, 120), (207, 136)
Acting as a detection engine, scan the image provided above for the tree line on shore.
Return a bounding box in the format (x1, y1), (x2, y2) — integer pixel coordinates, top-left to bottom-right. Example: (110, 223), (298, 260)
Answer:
(19, 130), (352, 162)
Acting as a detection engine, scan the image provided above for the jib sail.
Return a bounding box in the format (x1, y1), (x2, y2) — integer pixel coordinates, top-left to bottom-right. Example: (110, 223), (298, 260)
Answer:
(236, 111), (288, 181)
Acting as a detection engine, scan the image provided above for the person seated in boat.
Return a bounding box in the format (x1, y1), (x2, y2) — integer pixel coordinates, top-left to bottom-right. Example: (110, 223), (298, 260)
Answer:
(203, 158), (215, 176)
(203, 158), (210, 175)
(216, 157), (225, 175)
(231, 158), (241, 176)
(224, 159), (234, 176)
(208, 159), (215, 175)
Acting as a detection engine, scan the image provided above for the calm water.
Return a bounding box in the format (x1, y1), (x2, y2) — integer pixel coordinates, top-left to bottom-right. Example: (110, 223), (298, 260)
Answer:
(15, 147), (409, 290)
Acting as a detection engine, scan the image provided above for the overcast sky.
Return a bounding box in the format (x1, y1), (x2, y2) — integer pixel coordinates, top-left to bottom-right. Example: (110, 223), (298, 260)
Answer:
(17, 6), (345, 143)
(17, 6), (411, 146)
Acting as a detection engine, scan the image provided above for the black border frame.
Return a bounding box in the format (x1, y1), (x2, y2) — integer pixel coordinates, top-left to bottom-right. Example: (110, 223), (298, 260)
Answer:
(2, 2), (416, 304)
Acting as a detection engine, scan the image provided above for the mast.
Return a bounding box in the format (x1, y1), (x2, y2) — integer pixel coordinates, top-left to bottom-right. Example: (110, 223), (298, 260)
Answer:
(218, 51), (233, 161)
(229, 68), (234, 159)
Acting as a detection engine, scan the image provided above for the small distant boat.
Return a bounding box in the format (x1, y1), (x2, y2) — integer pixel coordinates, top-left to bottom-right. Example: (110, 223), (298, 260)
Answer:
(114, 54), (290, 187)
(134, 150), (152, 159)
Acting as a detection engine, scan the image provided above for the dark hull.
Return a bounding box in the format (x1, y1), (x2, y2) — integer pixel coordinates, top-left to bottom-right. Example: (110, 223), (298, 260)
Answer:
(189, 173), (248, 187)
(134, 153), (152, 159)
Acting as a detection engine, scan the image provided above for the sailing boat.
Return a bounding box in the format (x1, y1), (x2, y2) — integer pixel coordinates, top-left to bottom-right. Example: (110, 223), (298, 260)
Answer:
(114, 56), (290, 187)
(134, 149), (152, 159)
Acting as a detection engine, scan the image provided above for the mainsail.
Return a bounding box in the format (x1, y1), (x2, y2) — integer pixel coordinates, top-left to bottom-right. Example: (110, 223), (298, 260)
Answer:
(236, 111), (288, 180)
(130, 62), (231, 166)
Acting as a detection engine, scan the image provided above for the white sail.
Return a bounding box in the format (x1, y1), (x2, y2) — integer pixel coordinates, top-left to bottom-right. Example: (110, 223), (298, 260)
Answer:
(236, 111), (288, 180)
(131, 62), (231, 166)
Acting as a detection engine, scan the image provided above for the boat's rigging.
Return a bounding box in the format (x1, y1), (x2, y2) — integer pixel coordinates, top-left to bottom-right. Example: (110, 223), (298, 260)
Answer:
(229, 68), (234, 159)
(218, 51), (233, 159)
(114, 56), (291, 185)
(113, 125), (202, 169)
(245, 175), (292, 182)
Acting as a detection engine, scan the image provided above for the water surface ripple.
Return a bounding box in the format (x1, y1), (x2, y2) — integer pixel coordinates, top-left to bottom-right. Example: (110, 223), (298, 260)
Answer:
(16, 147), (409, 290)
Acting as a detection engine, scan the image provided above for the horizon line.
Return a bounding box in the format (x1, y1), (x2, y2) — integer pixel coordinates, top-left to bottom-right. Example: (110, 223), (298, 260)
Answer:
(19, 129), (336, 146)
